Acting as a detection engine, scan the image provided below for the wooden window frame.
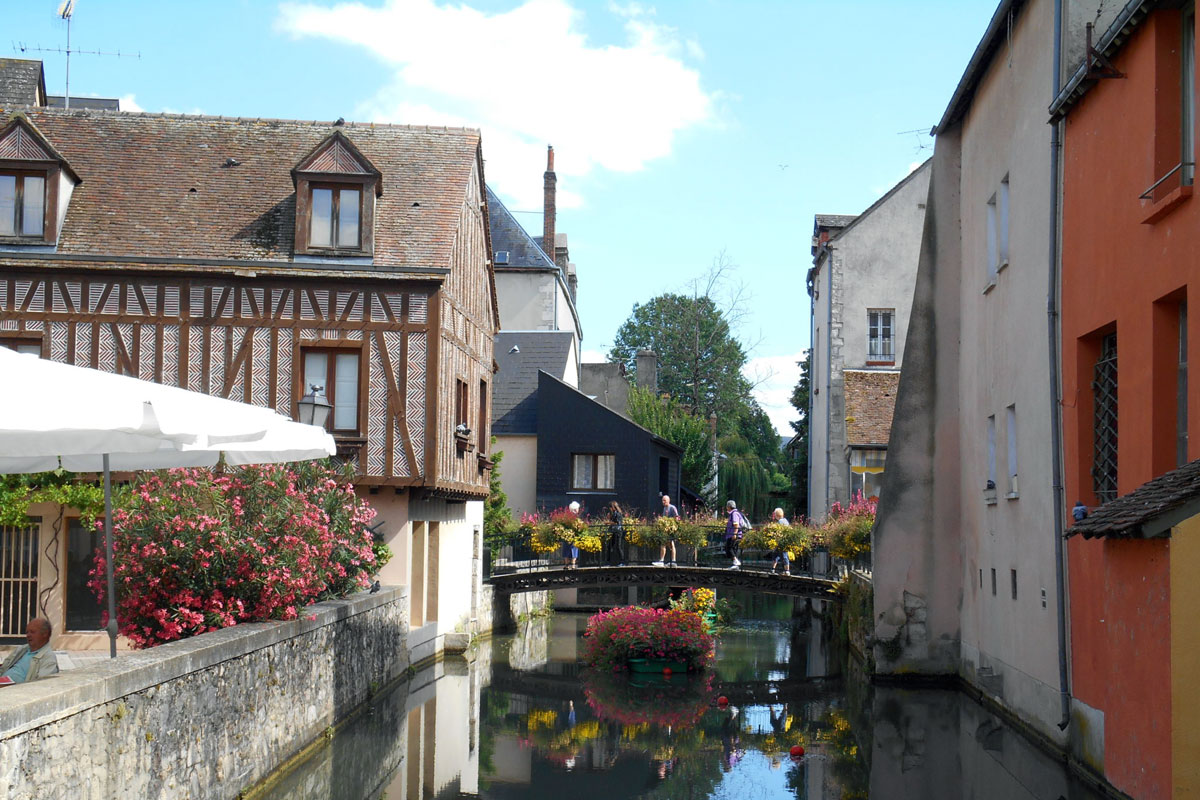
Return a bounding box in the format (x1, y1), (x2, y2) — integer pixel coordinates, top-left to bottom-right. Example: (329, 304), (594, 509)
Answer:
(0, 165), (56, 244)
(570, 453), (616, 491)
(298, 345), (366, 436)
(477, 379), (488, 455)
(293, 172), (376, 257)
(306, 182), (363, 251)
(0, 334), (43, 355)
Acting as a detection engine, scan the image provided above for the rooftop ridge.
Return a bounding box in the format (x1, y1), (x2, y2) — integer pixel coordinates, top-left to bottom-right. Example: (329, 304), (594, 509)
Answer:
(0, 106), (481, 134)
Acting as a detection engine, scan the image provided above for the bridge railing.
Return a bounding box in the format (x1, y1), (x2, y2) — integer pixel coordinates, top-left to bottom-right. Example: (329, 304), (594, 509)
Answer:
(489, 525), (854, 580)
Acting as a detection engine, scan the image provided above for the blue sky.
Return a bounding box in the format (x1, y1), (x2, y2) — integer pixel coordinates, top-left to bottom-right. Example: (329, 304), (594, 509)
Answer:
(10, 0), (997, 433)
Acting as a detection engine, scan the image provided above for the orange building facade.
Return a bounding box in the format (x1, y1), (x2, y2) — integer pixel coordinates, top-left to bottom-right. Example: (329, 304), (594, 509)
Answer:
(1058, 6), (1199, 798)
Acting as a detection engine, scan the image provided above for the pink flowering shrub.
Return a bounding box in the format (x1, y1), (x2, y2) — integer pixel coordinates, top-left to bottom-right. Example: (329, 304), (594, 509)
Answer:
(581, 606), (714, 672)
(89, 461), (382, 649)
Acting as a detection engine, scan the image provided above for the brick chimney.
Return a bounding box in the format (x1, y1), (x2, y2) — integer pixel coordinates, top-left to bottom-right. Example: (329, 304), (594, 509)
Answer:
(543, 145), (556, 262)
(635, 349), (658, 394)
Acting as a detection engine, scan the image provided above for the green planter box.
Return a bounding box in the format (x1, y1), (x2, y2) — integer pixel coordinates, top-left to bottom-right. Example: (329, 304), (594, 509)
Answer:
(627, 657), (689, 674)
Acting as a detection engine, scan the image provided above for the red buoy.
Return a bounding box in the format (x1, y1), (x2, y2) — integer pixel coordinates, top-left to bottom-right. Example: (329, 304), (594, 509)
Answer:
(662, 667), (672, 676)
(789, 744), (805, 758)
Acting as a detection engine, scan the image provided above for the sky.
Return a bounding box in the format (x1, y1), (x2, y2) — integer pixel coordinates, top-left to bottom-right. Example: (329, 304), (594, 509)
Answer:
(8, 0), (998, 434)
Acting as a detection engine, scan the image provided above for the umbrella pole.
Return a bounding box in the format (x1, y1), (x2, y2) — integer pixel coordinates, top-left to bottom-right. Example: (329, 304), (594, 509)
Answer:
(103, 455), (117, 659)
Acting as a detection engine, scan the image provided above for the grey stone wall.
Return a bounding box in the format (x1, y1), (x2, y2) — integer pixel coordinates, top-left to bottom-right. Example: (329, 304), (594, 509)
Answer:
(0, 587), (408, 800)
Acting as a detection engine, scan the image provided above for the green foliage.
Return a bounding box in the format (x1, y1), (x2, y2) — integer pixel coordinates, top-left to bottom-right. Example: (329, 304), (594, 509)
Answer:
(0, 471), (107, 528)
(717, 433), (773, 520)
(483, 440), (514, 546)
(788, 350), (812, 518)
(626, 386), (715, 499)
(609, 292), (752, 435)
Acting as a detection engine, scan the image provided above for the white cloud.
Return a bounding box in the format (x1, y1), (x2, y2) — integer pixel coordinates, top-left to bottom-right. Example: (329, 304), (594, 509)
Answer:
(277, 0), (715, 208)
(118, 94), (144, 113)
(581, 348), (608, 363)
(743, 350), (806, 436)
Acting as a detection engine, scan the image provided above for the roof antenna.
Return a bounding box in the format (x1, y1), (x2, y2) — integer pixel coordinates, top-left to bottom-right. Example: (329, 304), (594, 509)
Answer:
(15, 2), (141, 110)
(59, 1), (73, 108)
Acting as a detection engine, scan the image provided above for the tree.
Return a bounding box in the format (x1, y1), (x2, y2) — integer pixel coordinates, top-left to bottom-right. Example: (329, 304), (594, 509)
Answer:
(483, 439), (513, 544)
(627, 385), (716, 500)
(787, 351), (812, 519)
(609, 261), (754, 436)
(717, 433), (773, 521)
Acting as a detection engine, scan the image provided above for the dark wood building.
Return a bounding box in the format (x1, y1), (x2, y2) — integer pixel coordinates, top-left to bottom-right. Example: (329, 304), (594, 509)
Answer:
(0, 62), (497, 652)
(536, 370), (681, 516)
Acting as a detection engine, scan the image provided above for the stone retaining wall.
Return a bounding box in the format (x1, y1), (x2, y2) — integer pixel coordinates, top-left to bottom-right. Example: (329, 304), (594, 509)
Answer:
(0, 587), (408, 800)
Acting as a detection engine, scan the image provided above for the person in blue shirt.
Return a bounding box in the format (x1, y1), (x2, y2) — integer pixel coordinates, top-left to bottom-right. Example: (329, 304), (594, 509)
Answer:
(1, 617), (59, 683)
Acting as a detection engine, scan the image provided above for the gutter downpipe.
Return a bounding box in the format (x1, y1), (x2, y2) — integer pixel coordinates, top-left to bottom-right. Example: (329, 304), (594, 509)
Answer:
(1049, 0), (1072, 732)
(808, 267), (818, 522)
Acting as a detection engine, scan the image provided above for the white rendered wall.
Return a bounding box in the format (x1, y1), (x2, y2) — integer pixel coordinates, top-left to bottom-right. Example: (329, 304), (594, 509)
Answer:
(954, 0), (1064, 744)
(495, 435), (536, 516)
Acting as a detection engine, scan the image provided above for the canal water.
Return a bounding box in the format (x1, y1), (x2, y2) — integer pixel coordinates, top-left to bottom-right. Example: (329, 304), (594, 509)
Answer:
(251, 591), (1106, 799)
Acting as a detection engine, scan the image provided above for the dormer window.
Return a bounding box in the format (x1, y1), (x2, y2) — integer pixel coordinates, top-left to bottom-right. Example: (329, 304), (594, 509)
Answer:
(292, 130), (381, 258)
(0, 172), (45, 237)
(309, 184), (361, 249)
(0, 117), (77, 245)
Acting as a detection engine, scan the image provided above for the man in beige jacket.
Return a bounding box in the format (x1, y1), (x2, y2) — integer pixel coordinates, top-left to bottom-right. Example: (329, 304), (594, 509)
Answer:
(1, 618), (59, 683)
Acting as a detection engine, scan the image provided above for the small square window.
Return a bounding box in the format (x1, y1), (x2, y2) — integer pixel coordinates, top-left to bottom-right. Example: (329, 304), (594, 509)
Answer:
(572, 454), (615, 490)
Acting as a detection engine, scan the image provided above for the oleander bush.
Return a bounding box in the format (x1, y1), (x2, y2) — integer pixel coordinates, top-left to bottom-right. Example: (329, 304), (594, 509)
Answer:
(89, 461), (384, 648)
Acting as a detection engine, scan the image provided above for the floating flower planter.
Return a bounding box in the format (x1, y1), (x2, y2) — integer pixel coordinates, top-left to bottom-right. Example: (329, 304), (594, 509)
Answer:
(581, 606), (715, 673)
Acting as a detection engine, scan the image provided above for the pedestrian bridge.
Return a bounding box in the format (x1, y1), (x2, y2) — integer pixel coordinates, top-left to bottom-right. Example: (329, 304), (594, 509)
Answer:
(486, 564), (840, 598)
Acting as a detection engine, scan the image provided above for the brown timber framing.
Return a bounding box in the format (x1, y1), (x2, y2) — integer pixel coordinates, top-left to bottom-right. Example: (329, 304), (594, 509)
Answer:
(0, 267), (436, 487)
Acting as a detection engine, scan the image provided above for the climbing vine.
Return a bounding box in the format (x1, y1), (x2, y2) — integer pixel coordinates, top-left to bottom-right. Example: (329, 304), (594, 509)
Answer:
(0, 472), (107, 528)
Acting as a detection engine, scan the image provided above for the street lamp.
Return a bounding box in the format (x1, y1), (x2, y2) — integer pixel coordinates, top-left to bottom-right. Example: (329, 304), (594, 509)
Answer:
(298, 383), (333, 429)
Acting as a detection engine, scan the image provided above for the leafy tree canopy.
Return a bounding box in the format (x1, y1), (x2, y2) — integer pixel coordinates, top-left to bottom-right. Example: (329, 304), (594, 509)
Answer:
(609, 292), (751, 437)
(627, 385), (716, 501)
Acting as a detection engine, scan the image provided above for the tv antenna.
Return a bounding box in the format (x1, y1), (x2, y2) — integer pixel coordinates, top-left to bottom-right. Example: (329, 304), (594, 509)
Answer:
(12, 1), (140, 109)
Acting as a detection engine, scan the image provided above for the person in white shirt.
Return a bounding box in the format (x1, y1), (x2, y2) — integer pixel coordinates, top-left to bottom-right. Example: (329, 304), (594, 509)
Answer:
(1, 618), (59, 683)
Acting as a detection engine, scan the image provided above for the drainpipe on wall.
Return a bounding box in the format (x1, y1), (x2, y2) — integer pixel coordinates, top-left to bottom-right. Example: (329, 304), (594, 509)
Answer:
(1048, 0), (1072, 733)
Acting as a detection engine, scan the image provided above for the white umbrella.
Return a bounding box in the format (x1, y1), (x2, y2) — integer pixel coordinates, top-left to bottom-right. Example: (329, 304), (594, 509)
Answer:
(0, 347), (337, 656)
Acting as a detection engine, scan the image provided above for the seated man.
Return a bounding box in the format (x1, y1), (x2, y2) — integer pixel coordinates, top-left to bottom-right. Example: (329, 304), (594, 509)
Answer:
(0, 618), (59, 683)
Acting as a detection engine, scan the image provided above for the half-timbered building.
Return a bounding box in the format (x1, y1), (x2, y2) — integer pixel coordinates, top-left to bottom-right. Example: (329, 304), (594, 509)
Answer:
(0, 86), (497, 658)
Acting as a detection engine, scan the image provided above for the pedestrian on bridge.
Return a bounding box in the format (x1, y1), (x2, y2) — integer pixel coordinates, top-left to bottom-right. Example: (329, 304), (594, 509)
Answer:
(652, 494), (680, 567)
(605, 501), (626, 566)
(725, 500), (747, 569)
(768, 508), (792, 575)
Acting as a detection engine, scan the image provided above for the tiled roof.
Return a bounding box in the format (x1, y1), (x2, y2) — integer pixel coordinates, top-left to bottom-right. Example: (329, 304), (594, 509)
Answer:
(486, 187), (557, 270)
(0, 59), (43, 107)
(1067, 458), (1200, 539)
(493, 330), (574, 434)
(0, 109), (481, 270)
(844, 370), (900, 447)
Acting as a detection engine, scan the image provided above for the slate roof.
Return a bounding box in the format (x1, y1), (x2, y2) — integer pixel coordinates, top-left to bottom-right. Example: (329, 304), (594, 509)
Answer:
(46, 95), (120, 110)
(486, 187), (557, 270)
(814, 214), (858, 230)
(492, 330), (574, 434)
(844, 370), (900, 447)
(0, 108), (481, 271)
(0, 59), (43, 107)
(1067, 458), (1200, 539)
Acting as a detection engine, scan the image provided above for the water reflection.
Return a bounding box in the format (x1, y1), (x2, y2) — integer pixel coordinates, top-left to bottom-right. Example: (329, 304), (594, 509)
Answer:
(250, 591), (1106, 799)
